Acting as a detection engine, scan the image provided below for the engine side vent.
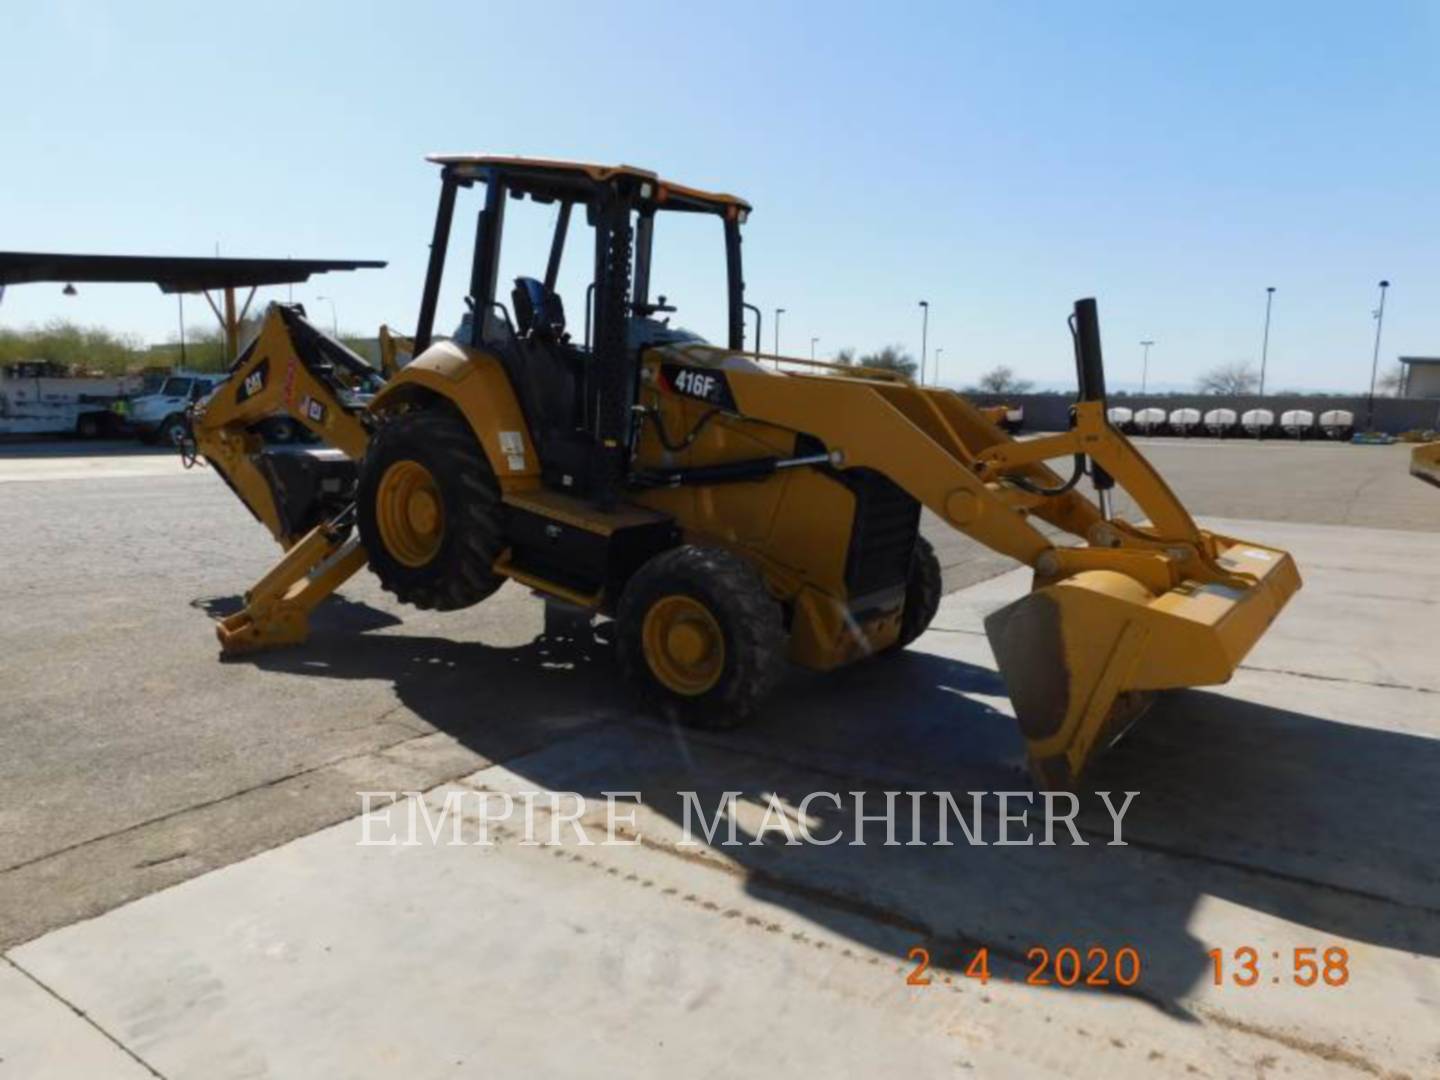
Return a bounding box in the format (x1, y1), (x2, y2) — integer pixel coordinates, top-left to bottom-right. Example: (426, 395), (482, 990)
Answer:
(842, 468), (920, 601)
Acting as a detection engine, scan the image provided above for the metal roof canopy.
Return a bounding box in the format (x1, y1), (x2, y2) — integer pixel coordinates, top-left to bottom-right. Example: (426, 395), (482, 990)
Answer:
(0, 251), (386, 361)
(426, 154), (753, 216)
(0, 252), (385, 293)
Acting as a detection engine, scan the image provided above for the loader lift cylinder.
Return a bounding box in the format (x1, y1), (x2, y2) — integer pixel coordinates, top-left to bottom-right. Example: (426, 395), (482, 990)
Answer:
(1072, 297), (1116, 516)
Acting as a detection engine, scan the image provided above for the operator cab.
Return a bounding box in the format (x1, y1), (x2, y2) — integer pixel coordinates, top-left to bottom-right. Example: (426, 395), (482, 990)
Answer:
(415, 155), (754, 503)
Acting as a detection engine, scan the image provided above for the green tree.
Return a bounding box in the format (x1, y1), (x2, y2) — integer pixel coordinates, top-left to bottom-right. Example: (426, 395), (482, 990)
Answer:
(833, 345), (918, 378)
(0, 320), (146, 375)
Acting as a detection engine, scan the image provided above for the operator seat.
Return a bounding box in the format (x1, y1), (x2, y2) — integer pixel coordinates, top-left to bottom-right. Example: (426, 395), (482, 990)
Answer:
(512, 277), (568, 342)
(509, 278), (589, 487)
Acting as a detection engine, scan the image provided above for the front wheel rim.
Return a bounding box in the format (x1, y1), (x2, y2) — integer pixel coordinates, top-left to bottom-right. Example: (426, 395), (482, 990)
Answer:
(641, 594), (726, 696)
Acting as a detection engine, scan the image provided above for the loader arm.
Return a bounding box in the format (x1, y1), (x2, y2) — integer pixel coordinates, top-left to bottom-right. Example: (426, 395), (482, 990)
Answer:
(687, 311), (1299, 786)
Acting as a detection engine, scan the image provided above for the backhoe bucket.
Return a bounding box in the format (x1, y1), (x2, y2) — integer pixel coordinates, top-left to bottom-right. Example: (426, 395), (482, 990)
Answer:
(1412, 441), (1440, 488)
(985, 536), (1300, 788)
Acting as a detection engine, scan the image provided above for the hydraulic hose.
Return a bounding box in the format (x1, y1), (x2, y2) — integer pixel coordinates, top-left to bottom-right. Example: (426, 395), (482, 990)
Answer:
(1009, 453), (1086, 497)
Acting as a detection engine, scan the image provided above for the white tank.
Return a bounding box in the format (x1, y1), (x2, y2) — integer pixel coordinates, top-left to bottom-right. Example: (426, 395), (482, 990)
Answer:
(1107, 406), (1134, 428)
(1241, 408), (1274, 434)
(1168, 407), (1201, 434)
(1280, 409), (1315, 437)
(1319, 409), (1354, 438)
(1134, 407), (1166, 433)
(1203, 408), (1237, 435)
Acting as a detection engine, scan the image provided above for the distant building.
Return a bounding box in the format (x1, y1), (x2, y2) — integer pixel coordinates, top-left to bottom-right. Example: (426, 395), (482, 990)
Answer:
(1399, 357), (1440, 399)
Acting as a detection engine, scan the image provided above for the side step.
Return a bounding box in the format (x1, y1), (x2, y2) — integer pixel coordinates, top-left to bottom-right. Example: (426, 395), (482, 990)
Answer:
(497, 490), (679, 609)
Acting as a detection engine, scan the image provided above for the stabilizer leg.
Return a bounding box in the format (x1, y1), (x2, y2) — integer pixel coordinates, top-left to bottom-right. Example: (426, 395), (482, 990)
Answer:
(216, 510), (367, 656)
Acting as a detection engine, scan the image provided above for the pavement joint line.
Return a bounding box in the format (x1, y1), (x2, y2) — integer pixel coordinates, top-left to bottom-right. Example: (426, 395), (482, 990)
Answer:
(437, 787), (1412, 1072)
(447, 794), (1178, 1017)
(0, 721), (451, 880)
(0, 715), (616, 890)
(607, 714), (1440, 919)
(1236, 664), (1440, 697)
(887, 633), (1440, 691)
(1, 954), (168, 1079)
(867, 630), (1438, 697)
(0, 739), (413, 878)
(1196, 1004), (1386, 1078)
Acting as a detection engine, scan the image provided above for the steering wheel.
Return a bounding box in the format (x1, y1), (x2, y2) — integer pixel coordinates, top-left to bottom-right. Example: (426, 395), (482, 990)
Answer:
(632, 294), (677, 317)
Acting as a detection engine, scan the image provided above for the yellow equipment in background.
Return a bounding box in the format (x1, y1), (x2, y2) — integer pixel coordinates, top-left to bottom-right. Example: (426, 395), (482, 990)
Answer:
(190, 155), (1300, 787)
(1411, 441), (1440, 488)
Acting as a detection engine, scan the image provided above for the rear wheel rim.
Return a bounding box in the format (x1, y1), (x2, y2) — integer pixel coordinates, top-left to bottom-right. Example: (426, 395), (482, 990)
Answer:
(376, 459), (445, 567)
(642, 594), (725, 696)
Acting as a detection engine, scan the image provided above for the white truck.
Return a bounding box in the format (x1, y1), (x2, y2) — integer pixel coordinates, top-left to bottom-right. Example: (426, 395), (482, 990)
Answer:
(113, 370), (228, 444)
(116, 369), (318, 445)
(0, 361), (142, 437)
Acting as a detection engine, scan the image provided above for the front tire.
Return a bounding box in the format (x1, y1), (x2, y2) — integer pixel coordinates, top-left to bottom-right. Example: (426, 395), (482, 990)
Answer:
(616, 545), (786, 728)
(891, 535), (942, 651)
(356, 408), (505, 610)
(159, 413), (188, 447)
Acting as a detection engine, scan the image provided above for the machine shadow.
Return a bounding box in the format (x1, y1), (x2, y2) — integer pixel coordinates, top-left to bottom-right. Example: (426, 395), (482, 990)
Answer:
(193, 593), (404, 636)
(243, 608), (1440, 1009)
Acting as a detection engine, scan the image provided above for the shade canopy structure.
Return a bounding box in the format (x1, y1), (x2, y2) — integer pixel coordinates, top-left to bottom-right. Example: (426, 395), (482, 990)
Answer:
(0, 251), (387, 360)
(0, 252), (385, 293)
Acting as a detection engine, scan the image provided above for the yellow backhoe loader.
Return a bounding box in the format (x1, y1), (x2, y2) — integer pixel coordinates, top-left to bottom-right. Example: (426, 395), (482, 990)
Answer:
(190, 155), (1300, 787)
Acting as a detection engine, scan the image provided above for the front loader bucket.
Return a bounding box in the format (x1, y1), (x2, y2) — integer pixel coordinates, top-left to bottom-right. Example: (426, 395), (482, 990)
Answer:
(985, 537), (1301, 788)
(1412, 442), (1440, 488)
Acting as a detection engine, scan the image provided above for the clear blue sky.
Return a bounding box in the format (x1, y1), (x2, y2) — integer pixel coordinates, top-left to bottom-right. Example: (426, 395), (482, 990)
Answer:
(2, 0), (1436, 392)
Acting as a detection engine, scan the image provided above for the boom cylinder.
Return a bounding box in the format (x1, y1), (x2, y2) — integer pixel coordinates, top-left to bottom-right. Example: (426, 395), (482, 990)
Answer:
(1073, 298), (1115, 504)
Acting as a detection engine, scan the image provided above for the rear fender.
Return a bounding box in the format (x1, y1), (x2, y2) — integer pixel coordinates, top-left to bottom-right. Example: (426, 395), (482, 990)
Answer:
(370, 341), (541, 492)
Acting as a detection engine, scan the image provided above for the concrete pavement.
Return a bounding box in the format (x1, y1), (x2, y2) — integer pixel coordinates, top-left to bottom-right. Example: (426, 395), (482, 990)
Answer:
(3, 505), (1438, 1077)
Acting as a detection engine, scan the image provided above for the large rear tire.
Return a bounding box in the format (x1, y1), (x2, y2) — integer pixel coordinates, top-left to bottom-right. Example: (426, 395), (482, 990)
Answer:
(356, 409), (505, 611)
(616, 545), (786, 728)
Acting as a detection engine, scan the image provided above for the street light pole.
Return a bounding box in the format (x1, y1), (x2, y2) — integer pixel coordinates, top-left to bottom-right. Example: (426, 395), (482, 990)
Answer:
(316, 295), (339, 337)
(810, 336), (819, 361)
(1366, 280), (1391, 432)
(177, 293), (188, 366)
(918, 300), (929, 385)
(933, 347), (944, 385)
(1258, 287), (1276, 397)
(1140, 340), (1155, 395)
(774, 308), (785, 356)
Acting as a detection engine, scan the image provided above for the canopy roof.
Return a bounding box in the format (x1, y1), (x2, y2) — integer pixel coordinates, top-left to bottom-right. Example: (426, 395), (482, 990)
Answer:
(0, 252), (386, 294)
(426, 154), (752, 215)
